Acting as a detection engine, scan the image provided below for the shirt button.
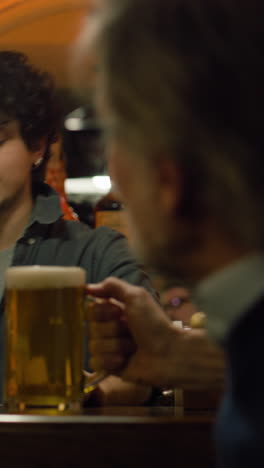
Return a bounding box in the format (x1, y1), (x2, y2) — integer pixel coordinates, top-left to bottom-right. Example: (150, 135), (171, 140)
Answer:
(27, 238), (36, 245)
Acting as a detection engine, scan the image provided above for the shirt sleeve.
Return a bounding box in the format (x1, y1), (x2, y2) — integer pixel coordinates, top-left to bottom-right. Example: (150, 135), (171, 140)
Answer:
(81, 225), (159, 300)
(80, 226), (160, 374)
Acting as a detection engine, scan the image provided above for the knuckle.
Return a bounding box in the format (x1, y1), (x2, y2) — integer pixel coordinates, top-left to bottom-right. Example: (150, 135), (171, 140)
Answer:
(102, 276), (119, 288)
(126, 285), (147, 305)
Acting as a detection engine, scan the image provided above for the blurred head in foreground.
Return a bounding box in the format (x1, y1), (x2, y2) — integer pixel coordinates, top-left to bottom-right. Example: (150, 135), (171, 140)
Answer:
(75, 0), (264, 285)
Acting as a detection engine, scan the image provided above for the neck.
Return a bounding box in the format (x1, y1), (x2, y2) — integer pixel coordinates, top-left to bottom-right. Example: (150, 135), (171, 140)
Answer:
(0, 186), (33, 250)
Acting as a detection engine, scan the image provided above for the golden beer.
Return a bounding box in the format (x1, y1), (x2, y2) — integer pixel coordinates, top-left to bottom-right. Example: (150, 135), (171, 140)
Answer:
(4, 266), (86, 411)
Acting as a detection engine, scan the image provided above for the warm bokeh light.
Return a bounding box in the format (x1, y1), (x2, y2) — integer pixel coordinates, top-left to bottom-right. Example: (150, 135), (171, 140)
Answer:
(0, 0), (90, 87)
(65, 176), (111, 195)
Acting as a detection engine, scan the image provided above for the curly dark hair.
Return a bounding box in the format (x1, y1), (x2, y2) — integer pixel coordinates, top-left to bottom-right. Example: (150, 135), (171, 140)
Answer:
(0, 50), (62, 182)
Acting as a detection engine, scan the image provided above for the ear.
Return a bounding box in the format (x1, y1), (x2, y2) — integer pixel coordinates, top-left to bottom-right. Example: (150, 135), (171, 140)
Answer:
(156, 157), (183, 216)
(31, 140), (47, 166)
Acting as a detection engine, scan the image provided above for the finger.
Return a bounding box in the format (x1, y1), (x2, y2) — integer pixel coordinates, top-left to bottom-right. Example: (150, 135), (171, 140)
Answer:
(89, 337), (136, 354)
(88, 320), (130, 338)
(89, 354), (125, 372)
(82, 370), (95, 379)
(85, 300), (124, 322)
(85, 292), (124, 309)
(86, 277), (141, 304)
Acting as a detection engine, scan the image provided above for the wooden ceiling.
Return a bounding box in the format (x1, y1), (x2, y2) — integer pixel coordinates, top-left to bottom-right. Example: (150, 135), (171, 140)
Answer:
(0, 0), (91, 87)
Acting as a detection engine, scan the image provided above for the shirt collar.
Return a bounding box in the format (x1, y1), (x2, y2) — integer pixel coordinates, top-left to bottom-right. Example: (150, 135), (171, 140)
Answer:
(195, 254), (264, 344)
(27, 183), (62, 227)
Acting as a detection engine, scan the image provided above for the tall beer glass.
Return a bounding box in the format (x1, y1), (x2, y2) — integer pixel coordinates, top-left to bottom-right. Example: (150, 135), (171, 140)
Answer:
(4, 266), (86, 411)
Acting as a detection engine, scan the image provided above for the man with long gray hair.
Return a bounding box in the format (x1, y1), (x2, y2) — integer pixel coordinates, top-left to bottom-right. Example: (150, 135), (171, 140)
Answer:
(78, 0), (264, 466)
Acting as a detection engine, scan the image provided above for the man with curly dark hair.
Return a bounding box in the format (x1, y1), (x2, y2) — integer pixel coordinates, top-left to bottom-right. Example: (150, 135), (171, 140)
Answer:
(0, 50), (155, 406)
(0, 51), (61, 186)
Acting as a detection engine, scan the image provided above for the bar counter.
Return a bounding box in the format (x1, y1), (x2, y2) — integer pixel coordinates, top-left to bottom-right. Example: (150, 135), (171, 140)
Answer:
(0, 406), (216, 468)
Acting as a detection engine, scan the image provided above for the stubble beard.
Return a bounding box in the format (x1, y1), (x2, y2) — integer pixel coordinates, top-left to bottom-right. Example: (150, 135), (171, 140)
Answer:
(132, 226), (202, 289)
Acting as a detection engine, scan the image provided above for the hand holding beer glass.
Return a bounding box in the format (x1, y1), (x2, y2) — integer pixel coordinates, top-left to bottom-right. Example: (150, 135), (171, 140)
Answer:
(4, 265), (103, 412)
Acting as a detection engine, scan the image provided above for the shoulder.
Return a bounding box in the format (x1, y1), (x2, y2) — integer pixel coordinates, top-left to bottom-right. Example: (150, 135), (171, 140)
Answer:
(217, 297), (264, 465)
(38, 220), (157, 296)
(75, 225), (157, 294)
(61, 221), (127, 248)
(55, 220), (132, 266)
(77, 225), (135, 275)
(227, 295), (264, 349)
(224, 295), (264, 384)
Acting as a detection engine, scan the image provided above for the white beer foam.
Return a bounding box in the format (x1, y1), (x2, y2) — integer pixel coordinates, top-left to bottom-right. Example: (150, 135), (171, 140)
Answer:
(5, 266), (86, 289)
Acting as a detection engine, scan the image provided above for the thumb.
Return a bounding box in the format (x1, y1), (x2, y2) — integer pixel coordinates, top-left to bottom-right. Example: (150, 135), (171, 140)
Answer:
(86, 277), (139, 304)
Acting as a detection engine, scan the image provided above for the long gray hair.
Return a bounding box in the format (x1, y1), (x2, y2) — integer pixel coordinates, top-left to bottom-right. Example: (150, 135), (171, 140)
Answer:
(83, 0), (264, 250)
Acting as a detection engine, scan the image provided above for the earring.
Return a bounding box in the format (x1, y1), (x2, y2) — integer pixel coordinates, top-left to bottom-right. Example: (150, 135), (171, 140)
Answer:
(33, 157), (44, 169)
